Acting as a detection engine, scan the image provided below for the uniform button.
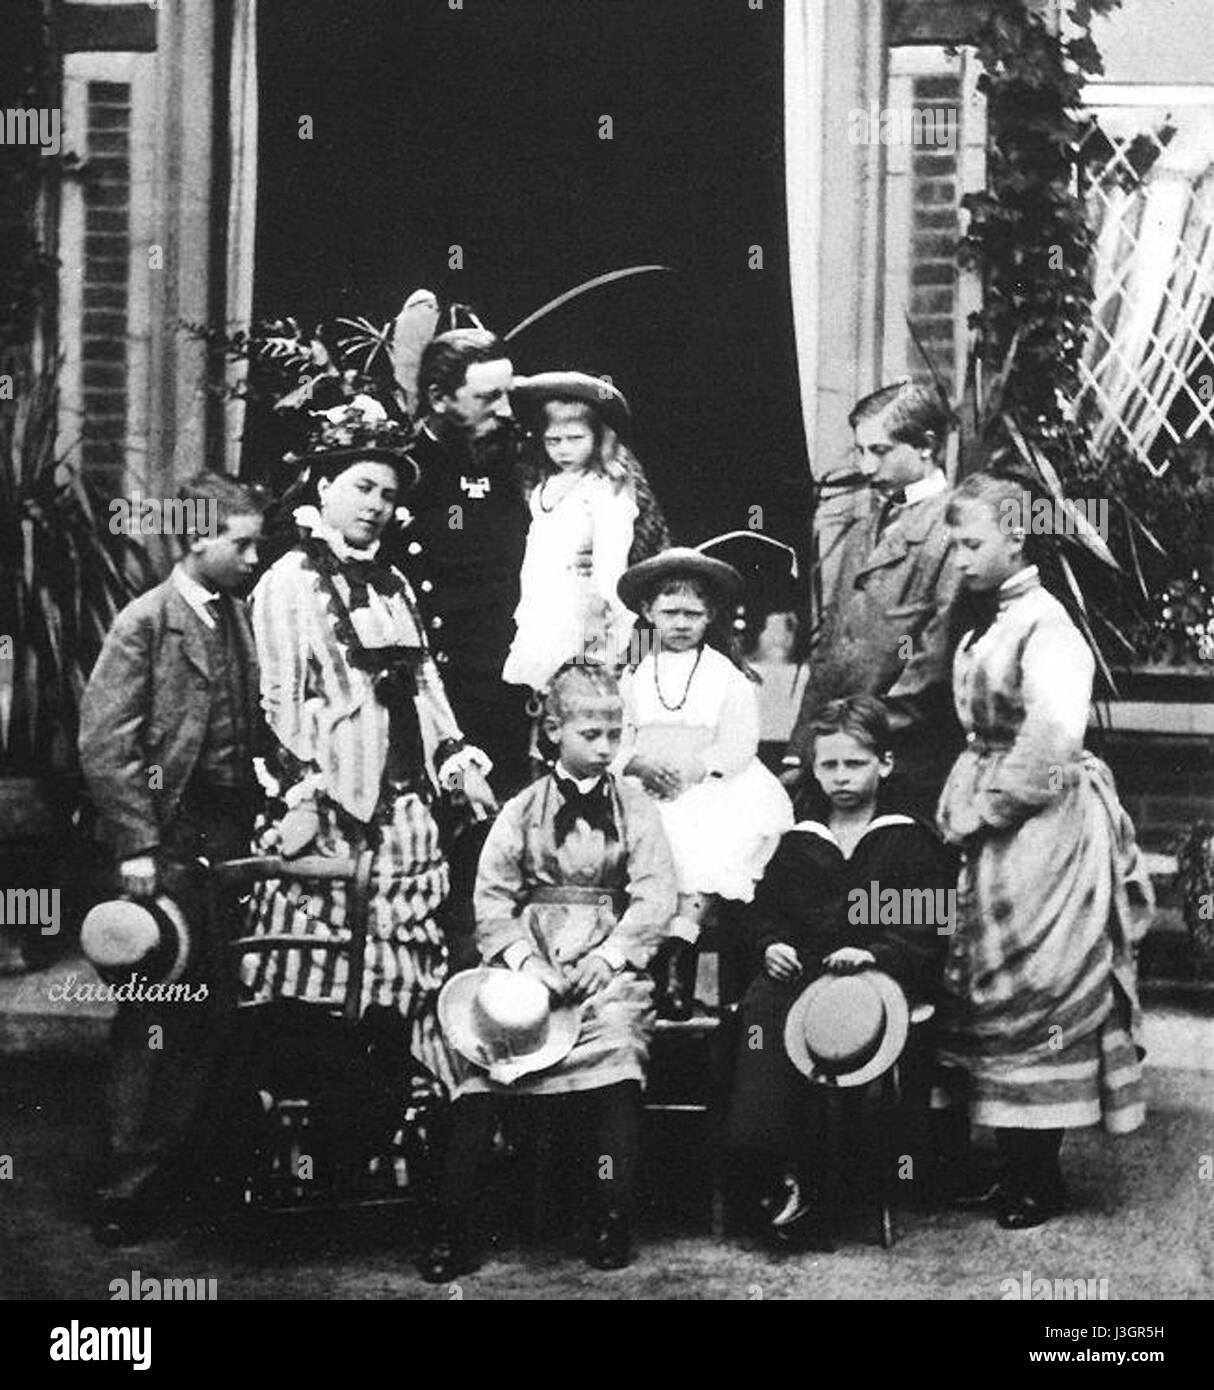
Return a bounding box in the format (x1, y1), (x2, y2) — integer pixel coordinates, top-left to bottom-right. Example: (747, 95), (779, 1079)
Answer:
(420, 580), (433, 593)
(430, 616), (443, 630)
(407, 541), (423, 556)
(435, 652), (450, 666)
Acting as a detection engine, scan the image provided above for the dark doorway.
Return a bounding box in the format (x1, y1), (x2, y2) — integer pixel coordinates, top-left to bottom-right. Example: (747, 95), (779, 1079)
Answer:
(251, 0), (808, 550)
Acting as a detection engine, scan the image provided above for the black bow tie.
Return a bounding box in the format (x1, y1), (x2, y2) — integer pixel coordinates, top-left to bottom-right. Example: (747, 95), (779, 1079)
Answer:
(874, 490), (908, 541)
(340, 556), (400, 610)
(204, 593), (233, 631)
(552, 774), (619, 848)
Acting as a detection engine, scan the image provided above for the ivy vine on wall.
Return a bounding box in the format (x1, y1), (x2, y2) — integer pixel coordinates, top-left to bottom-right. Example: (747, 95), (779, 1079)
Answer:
(959, 0), (1123, 473)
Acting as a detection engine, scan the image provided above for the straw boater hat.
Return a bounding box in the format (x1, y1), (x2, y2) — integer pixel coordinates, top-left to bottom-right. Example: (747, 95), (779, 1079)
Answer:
(80, 895), (192, 987)
(783, 971), (910, 1088)
(438, 967), (580, 1086)
(511, 371), (632, 441)
(617, 545), (743, 615)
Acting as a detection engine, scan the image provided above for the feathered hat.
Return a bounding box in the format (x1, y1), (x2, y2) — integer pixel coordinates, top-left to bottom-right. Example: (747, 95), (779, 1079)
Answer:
(289, 394), (418, 491)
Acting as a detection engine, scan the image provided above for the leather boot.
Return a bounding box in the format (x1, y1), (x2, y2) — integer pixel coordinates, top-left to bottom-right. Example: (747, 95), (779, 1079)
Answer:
(587, 1208), (632, 1270)
(92, 1197), (155, 1248)
(994, 1130), (1066, 1229)
(996, 1171), (1068, 1229)
(652, 937), (696, 1021)
(416, 1212), (479, 1284)
(930, 1107), (1002, 1208)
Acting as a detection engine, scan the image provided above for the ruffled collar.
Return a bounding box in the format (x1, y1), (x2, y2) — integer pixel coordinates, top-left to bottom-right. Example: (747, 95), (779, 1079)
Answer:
(293, 505), (381, 563)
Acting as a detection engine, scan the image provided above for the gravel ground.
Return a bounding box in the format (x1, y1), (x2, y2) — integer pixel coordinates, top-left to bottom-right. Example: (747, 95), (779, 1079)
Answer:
(2, 971), (1211, 1301)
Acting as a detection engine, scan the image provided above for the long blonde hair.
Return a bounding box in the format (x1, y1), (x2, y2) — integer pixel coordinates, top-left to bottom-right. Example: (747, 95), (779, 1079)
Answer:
(523, 398), (630, 492)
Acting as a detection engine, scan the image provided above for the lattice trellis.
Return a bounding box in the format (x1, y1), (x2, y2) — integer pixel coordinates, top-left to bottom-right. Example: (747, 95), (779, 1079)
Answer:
(1077, 96), (1214, 478)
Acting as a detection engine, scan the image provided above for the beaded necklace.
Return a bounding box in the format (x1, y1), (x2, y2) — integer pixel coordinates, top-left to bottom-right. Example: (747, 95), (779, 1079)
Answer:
(653, 645), (704, 712)
(537, 469), (588, 514)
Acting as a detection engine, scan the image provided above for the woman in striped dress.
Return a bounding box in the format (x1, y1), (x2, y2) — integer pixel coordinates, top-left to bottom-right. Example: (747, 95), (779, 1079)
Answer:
(937, 472), (1152, 1229)
(242, 400), (496, 1092)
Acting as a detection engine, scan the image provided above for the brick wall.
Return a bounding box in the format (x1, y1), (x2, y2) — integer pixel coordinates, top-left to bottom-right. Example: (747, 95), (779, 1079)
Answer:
(1097, 731), (1214, 850)
(907, 73), (961, 392)
(80, 79), (130, 491)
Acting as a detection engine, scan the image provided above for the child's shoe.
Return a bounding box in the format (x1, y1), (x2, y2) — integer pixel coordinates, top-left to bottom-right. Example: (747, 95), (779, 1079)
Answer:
(769, 1174), (810, 1229)
(762, 1171), (834, 1252)
(416, 1214), (480, 1284)
(587, 1209), (632, 1269)
(995, 1171), (1068, 1230)
(768, 1204), (835, 1254)
(652, 936), (697, 1020)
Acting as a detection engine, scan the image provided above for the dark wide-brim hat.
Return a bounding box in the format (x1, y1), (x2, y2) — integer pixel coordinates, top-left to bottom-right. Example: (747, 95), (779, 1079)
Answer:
(696, 531), (802, 616)
(511, 372), (631, 441)
(80, 894), (192, 987)
(783, 971), (910, 1088)
(439, 967), (581, 1086)
(617, 546), (743, 615)
(301, 446), (420, 489)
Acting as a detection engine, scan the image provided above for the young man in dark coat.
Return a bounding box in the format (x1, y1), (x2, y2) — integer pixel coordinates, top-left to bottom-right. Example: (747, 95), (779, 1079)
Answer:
(784, 383), (963, 820)
(79, 472), (265, 1245)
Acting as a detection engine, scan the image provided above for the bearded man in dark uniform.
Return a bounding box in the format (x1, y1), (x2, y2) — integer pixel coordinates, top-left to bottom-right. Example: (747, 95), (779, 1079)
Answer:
(383, 330), (531, 967)
(392, 328), (532, 798)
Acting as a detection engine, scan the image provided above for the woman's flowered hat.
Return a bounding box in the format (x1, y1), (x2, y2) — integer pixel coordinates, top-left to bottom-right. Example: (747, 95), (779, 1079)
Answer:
(292, 395), (419, 489)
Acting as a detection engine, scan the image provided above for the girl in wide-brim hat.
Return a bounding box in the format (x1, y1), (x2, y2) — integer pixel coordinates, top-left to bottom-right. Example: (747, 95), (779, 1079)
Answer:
(503, 372), (660, 707)
(240, 397), (495, 1092)
(614, 545), (794, 1020)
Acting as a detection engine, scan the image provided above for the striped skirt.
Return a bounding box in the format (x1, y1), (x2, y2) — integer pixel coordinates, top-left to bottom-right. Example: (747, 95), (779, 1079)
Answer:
(943, 1000), (1145, 1133)
(937, 753), (1150, 1136)
(240, 791), (457, 1093)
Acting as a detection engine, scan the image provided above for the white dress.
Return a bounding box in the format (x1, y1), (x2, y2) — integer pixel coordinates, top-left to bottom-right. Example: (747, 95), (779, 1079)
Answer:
(620, 646), (794, 900)
(502, 470), (638, 691)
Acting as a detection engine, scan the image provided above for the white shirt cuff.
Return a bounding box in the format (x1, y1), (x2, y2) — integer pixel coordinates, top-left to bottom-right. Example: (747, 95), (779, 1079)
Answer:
(438, 745), (493, 790)
(253, 757), (279, 798)
(590, 942), (627, 972)
(283, 774), (323, 810)
(501, 940), (535, 971)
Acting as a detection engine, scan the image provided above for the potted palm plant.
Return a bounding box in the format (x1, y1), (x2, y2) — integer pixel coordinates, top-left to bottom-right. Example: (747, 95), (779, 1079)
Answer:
(0, 350), (153, 971)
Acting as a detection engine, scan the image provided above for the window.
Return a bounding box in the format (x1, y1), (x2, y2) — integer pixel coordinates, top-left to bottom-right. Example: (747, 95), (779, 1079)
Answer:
(58, 50), (155, 493)
(1078, 85), (1214, 476)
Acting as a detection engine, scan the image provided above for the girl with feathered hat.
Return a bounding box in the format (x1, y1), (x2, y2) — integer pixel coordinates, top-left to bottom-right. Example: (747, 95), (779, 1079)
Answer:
(615, 547), (795, 1018)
